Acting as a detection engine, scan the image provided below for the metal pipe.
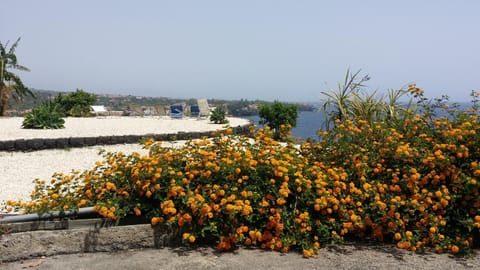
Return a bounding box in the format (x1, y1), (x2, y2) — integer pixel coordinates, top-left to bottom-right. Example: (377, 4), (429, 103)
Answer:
(0, 207), (95, 224)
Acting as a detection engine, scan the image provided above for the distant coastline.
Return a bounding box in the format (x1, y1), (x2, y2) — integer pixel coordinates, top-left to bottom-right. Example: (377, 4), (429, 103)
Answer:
(9, 89), (476, 141)
(7, 89), (317, 117)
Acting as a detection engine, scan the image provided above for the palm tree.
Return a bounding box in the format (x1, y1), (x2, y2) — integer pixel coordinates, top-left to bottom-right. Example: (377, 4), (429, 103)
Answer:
(0, 37), (34, 116)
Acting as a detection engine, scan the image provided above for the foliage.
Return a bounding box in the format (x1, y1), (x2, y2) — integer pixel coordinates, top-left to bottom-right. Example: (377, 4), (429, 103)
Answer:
(227, 99), (258, 116)
(320, 69), (417, 130)
(258, 101), (298, 140)
(4, 90), (480, 258)
(22, 101), (65, 129)
(54, 89), (96, 117)
(13, 89), (316, 118)
(9, 89), (60, 112)
(210, 106), (229, 124)
(0, 37), (34, 116)
(320, 69), (369, 128)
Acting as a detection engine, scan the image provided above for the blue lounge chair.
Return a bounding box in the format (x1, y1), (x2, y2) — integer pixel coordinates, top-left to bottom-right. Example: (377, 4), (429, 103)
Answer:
(170, 104), (184, 118)
(190, 105), (200, 117)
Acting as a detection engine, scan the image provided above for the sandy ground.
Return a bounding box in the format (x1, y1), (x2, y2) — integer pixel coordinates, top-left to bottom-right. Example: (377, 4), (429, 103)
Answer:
(0, 116), (249, 204)
(1, 246), (479, 270)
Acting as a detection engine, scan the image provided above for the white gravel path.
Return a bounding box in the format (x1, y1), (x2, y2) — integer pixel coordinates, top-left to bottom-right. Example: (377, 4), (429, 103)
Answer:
(0, 117), (250, 205)
(0, 144), (147, 205)
(0, 116), (248, 140)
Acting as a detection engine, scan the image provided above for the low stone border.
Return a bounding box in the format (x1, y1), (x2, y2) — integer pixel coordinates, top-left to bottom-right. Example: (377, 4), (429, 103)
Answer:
(0, 124), (252, 152)
(0, 223), (180, 262)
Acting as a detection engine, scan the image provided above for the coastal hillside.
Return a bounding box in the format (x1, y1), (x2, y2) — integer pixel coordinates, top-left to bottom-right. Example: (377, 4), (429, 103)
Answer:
(8, 89), (316, 117)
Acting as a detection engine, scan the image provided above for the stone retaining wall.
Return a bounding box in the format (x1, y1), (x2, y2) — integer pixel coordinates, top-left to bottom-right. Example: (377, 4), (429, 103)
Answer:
(0, 223), (179, 262)
(0, 124), (252, 152)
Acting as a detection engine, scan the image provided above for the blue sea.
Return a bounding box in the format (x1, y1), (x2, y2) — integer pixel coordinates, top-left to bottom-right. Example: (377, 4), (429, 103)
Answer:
(244, 110), (326, 140)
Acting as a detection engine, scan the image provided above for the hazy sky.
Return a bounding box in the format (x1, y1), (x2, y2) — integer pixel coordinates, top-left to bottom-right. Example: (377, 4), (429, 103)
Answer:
(2, 0), (480, 102)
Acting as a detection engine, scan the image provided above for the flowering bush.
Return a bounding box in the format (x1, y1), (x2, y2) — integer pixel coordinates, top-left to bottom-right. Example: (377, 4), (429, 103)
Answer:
(4, 90), (480, 257)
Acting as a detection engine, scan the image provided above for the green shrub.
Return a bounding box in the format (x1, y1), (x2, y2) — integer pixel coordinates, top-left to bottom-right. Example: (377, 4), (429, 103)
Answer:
(258, 101), (297, 140)
(210, 106), (228, 124)
(54, 89), (96, 117)
(22, 101), (65, 129)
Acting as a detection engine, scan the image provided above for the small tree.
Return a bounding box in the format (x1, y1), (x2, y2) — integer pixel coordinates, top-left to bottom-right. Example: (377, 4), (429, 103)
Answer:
(258, 101), (297, 140)
(54, 89), (96, 117)
(0, 37), (34, 116)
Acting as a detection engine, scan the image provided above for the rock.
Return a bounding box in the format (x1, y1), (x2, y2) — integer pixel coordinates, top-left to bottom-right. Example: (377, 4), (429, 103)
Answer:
(14, 139), (27, 151)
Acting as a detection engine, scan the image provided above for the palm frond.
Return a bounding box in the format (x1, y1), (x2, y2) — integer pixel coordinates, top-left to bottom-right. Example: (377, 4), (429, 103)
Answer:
(320, 69), (369, 129)
(0, 37), (32, 115)
(7, 37), (21, 55)
(0, 43), (6, 56)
